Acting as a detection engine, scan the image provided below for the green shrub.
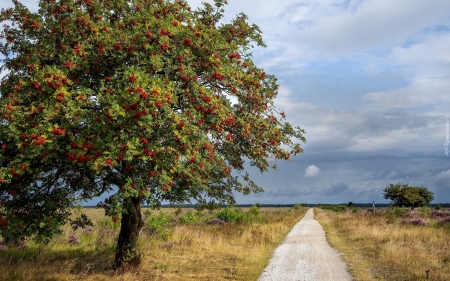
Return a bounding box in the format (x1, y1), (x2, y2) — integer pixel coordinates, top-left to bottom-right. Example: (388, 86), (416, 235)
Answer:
(435, 204), (442, 210)
(179, 211), (199, 225)
(215, 207), (244, 223)
(334, 205), (347, 212)
(249, 205), (260, 216)
(352, 207), (360, 213)
(294, 204), (302, 210)
(348, 201), (354, 208)
(146, 211), (174, 241)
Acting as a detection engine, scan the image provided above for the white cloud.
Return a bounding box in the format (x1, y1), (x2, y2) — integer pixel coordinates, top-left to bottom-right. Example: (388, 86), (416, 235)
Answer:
(363, 78), (450, 111)
(363, 171), (376, 178)
(305, 165), (320, 177)
(434, 169), (450, 186)
(296, 0), (450, 54)
(385, 171), (398, 179)
(362, 32), (450, 111)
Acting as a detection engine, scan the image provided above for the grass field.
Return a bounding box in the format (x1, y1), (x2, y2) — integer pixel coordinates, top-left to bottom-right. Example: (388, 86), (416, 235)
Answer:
(0, 206), (307, 281)
(314, 207), (450, 281)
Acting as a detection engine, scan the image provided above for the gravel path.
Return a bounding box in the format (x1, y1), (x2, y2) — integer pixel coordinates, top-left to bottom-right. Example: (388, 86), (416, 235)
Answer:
(258, 208), (353, 281)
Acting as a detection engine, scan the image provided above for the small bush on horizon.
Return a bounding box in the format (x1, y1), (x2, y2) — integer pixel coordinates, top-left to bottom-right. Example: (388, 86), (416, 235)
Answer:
(215, 207), (244, 223)
(294, 204), (302, 210)
(249, 204), (260, 216)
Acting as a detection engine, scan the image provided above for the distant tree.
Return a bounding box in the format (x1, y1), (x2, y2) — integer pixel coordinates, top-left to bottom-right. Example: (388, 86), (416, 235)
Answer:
(383, 184), (434, 209)
(348, 201), (354, 208)
(0, 0), (305, 267)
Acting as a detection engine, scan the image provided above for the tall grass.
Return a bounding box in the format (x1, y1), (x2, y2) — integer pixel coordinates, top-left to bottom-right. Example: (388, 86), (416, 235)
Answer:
(0, 207), (307, 281)
(315, 207), (450, 281)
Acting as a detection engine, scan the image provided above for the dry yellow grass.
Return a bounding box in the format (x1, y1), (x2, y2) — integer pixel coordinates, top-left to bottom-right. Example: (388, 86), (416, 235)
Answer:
(0, 207), (307, 281)
(314, 208), (450, 281)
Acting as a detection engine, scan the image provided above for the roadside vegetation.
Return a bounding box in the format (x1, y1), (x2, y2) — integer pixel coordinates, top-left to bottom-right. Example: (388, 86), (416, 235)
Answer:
(0, 206), (307, 281)
(315, 206), (450, 281)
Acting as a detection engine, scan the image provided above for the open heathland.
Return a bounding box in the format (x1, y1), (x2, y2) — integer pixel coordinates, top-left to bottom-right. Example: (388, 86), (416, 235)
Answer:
(0, 206), (307, 281)
(314, 207), (450, 281)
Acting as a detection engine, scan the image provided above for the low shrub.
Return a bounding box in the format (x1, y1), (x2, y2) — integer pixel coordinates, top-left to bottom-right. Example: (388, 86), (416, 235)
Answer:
(178, 211), (199, 225)
(215, 207), (244, 223)
(249, 204), (261, 216)
(411, 218), (429, 226)
(206, 218), (226, 226)
(431, 210), (450, 218)
(146, 211), (174, 241)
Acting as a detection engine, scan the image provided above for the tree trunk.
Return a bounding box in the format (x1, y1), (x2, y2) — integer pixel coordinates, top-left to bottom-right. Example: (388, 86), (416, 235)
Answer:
(114, 197), (144, 268)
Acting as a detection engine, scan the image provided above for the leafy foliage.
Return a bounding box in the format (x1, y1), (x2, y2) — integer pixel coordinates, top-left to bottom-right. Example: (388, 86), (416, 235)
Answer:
(214, 206), (244, 223)
(0, 0), (305, 262)
(293, 203), (302, 210)
(178, 210), (198, 225)
(383, 184), (434, 209)
(145, 211), (174, 240)
(249, 204), (260, 216)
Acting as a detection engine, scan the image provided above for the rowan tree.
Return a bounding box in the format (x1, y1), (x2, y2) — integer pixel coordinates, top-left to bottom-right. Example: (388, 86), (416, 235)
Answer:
(0, 0), (305, 266)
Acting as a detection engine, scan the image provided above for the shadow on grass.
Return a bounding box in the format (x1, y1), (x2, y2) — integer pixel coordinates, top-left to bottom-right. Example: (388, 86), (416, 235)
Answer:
(0, 243), (121, 280)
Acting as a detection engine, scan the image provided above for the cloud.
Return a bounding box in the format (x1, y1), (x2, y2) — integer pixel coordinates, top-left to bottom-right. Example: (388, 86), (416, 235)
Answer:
(433, 169), (450, 186)
(305, 165), (320, 177)
(385, 171), (398, 179)
(362, 32), (450, 112)
(363, 171), (376, 178)
(323, 182), (349, 195)
(280, 99), (445, 156)
(362, 77), (450, 111)
(255, 188), (316, 198)
(296, 0), (450, 54)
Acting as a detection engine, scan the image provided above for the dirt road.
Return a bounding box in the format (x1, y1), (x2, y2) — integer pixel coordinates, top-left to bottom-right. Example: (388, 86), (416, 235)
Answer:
(258, 208), (353, 281)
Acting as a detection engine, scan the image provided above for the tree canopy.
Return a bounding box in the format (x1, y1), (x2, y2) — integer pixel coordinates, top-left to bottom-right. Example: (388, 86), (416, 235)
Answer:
(383, 183), (434, 209)
(0, 0), (305, 266)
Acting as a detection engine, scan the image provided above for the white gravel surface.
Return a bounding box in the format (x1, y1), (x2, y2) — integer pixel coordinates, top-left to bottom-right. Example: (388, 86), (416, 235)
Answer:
(258, 208), (353, 281)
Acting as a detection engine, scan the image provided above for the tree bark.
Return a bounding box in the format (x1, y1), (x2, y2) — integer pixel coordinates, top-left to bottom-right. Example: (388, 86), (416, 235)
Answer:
(114, 197), (144, 268)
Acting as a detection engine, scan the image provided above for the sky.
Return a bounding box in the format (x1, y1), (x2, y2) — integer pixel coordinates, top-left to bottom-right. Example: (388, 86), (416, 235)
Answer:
(1, 0), (450, 204)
